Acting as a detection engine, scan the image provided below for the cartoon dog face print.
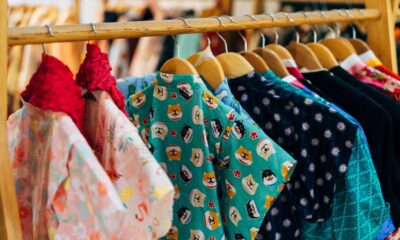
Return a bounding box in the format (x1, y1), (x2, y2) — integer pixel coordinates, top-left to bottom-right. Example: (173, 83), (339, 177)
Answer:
(166, 226), (178, 240)
(160, 72), (174, 83)
(190, 189), (206, 207)
(229, 206), (242, 226)
(154, 85), (168, 101)
(222, 126), (232, 141)
(232, 120), (247, 139)
(203, 91), (219, 109)
(261, 168), (277, 186)
(204, 211), (220, 230)
(180, 165), (192, 184)
(177, 207), (192, 224)
(242, 174), (259, 195)
(235, 146), (253, 166)
(177, 82), (193, 100)
(256, 139), (276, 160)
(190, 148), (204, 167)
(167, 104), (182, 121)
(210, 119), (223, 138)
(282, 160), (295, 180)
(246, 200), (260, 219)
(166, 145), (181, 161)
(203, 172), (217, 188)
(131, 92), (146, 108)
(192, 105), (203, 125)
(181, 125), (193, 143)
(217, 156), (230, 169)
(190, 230), (205, 240)
(151, 122), (168, 140)
(225, 179), (236, 199)
(264, 196), (276, 209)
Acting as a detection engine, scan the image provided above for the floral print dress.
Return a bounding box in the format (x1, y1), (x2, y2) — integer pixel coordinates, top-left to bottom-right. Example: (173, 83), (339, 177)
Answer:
(127, 72), (297, 239)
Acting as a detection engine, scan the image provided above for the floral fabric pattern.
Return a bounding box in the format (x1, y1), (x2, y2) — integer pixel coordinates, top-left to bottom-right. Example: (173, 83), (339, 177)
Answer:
(126, 72), (297, 239)
(8, 101), (129, 240)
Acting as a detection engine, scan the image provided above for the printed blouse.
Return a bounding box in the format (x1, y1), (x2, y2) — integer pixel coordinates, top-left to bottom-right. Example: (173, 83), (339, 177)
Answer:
(126, 72), (297, 239)
(228, 71), (358, 240)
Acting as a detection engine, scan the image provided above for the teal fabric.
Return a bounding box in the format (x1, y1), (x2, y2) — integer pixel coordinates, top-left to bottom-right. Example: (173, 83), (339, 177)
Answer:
(260, 70), (390, 240)
(175, 33), (201, 59)
(126, 72), (297, 239)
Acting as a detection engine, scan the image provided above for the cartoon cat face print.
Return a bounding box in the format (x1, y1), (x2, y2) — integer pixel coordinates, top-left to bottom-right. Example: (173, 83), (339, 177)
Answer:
(177, 82), (193, 100)
(151, 122), (168, 140)
(256, 138), (276, 160)
(167, 104), (182, 121)
(131, 92), (146, 108)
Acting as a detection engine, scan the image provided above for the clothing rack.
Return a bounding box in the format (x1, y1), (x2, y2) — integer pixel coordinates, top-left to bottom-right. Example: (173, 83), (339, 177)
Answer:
(0, 0), (397, 239)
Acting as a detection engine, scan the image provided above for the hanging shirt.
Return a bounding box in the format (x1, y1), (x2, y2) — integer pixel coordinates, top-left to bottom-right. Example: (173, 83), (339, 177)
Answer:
(7, 55), (129, 239)
(228, 71), (358, 240)
(360, 50), (400, 82)
(126, 72), (297, 239)
(117, 74), (156, 100)
(76, 44), (175, 239)
(341, 54), (400, 102)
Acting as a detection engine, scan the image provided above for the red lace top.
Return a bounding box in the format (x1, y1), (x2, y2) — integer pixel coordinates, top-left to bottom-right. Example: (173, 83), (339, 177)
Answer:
(21, 54), (86, 133)
(76, 44), (127, 115)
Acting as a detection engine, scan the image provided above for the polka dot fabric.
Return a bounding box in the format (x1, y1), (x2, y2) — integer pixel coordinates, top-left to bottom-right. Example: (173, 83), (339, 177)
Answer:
(228, 71), (358, 240)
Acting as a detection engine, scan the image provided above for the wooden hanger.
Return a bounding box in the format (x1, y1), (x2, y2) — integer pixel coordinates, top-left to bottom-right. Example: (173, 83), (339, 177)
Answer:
(343, 10), (371, 55)
(187, 37), (225, 90)
(254, 48), (290, 78)
(211, 17), (254, 78)
(308, 43), (338, 69)
(160, 35), (197, 74)
(237, 15), (269, 72)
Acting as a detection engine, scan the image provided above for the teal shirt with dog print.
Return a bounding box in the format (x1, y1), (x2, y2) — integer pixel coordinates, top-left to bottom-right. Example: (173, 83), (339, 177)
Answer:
(127, 72), (297, 240)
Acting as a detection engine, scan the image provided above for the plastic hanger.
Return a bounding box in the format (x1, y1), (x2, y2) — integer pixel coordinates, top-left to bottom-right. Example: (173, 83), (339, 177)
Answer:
(253, 15), (290, 78)
(301, 11), (338, 69)
(265, 13), (295, 61)
(238, 14), (269, 72)
(282, 12), (323, 70)
(214, 16), (254, 78)
(187, 33), (225, 90)
(319, 11), (356, 62)
(160, 18), (197, 74)
(344, 10), (371, 55)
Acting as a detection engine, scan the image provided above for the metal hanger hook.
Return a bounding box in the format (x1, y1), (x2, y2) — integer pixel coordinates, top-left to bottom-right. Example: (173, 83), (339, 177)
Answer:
(264, 13), (279, 44)
(344, 9), (357, 39)
(277, 12), (299, 43)
(221, 15), (237, 24)
(41, 24), (54, 54)
(239, 14), (258, 51)
(244, 14), (258, 22)
(211, 16), (228, 53)
(303, 11), (318, 43)
(178, 17), (192, 28)
(89, 23), (97, 33)
(260, 32), (266, 48)
(318, 11), (336, 38)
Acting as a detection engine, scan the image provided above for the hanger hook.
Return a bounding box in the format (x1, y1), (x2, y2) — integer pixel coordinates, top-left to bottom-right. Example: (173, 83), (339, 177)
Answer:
(318, 11), (336, 38)
(221, 15), (237, 24)
(178, 17), (192, 28)
(277, 12), (299, 43)
(41, 24), (54, 54)
(303, 11), (318, 43)
(89, 23), (97, 33)
(244, 14), (258, 22)
(260, 32), (266, 48)
(239, 14), (258, 51)
(212, 16), (228, 53)
(344, 9), (357, 39)
(264, 13), (279, 44)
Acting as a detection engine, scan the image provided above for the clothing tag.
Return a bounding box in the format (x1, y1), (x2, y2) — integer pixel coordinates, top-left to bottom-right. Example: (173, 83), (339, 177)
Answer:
(282, 59), (298, 68)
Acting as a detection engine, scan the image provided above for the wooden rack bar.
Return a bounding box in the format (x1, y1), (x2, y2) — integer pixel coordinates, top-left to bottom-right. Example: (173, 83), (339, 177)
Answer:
(280, 0), (365, 4)
(8, 9), (379, 46)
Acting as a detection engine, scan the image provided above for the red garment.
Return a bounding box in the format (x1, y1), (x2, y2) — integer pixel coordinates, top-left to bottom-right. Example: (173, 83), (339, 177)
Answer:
(76, 44), (127, 116)
(20, 54), (85, 133)
(375, 65), (400, 81)
(287, 66), (305, 81)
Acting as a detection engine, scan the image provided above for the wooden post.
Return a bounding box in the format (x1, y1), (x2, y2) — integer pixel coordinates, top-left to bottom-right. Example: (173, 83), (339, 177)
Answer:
(366, 0), (398, 73)
(0, 0), (22, 239)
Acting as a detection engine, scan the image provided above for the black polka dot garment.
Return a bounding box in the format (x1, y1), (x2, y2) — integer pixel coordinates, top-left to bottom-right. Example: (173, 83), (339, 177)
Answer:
(228, 71), (358, 240)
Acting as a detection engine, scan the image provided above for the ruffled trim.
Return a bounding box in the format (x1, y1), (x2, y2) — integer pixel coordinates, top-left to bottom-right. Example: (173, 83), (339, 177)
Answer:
(76, 44), (127, 115)
(21, 54), (86, 133)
